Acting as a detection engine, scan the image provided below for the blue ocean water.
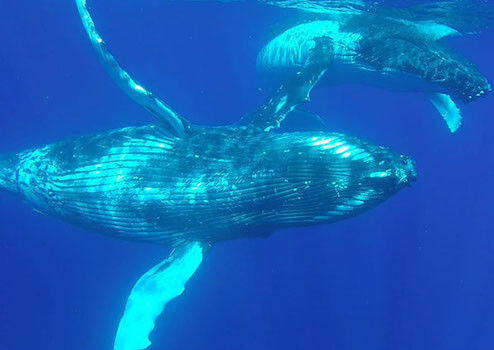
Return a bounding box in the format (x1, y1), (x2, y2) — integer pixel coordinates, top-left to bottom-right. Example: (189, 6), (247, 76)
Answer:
(0, 1), (493, 349)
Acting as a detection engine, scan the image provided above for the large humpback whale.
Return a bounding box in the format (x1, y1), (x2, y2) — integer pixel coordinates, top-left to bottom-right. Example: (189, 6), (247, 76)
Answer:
(0, 1), (416, 349)
(257, 1), (492, 132)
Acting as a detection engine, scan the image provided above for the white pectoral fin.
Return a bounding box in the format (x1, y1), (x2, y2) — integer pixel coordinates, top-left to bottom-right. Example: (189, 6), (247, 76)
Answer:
(114, 242), (208, 350)
(428, 93), (462, 133)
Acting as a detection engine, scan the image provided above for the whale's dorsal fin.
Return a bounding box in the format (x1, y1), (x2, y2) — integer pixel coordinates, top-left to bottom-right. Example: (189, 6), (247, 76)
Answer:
(76, 0), (191, 137)
(249, 37), (333, 132)
(114, 242), (208, 350)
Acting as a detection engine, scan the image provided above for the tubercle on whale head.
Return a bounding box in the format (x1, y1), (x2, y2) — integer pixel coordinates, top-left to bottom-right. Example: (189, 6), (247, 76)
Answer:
(455, 75), (491, 103)
(440, 61), (492, 103)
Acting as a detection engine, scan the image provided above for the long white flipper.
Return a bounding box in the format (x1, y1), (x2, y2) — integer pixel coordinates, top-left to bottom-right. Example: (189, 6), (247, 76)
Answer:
(114, 242), (207, 350)
(75, 0), (190, 137)
(429, 93), (462, 133)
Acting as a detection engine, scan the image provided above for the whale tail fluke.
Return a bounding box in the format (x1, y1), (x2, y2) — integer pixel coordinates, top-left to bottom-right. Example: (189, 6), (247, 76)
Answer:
(0, 153), (17, 194)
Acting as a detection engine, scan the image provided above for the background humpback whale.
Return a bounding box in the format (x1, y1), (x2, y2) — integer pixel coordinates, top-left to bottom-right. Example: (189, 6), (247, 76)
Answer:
(0, 1), (416, 349)
(257, 1), (493, 132)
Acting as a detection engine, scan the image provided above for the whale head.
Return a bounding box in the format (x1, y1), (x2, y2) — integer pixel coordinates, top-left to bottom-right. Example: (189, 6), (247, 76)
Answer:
(439, 55), (492, 103)
(391, 39), (487, 104)
(276, 133), (417, 224)
(313, 135), (417, 219)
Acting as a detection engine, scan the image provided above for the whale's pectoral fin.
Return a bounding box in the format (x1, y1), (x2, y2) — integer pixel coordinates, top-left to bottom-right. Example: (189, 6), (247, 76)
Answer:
(247, 65), (326, 132)
(249, 37), (333, 132)
(428, 93), (462, 133)
(75, 0), (190, 137)
(114, 242), (208, 350)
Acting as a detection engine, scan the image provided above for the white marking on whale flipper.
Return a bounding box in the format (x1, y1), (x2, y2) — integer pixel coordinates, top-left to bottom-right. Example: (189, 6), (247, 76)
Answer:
(114, 242), (207, 350)
(428, 93), (462, 133)
(75, 0), (190, 137)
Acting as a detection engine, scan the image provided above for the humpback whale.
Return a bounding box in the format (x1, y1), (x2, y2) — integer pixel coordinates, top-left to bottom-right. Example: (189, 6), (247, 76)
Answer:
(257, 1), (493, 132)
(0, 1), (416, 349)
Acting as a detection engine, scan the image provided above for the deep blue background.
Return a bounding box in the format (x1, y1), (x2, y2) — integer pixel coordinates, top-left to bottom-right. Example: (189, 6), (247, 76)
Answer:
(0, 1), (493, 349)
